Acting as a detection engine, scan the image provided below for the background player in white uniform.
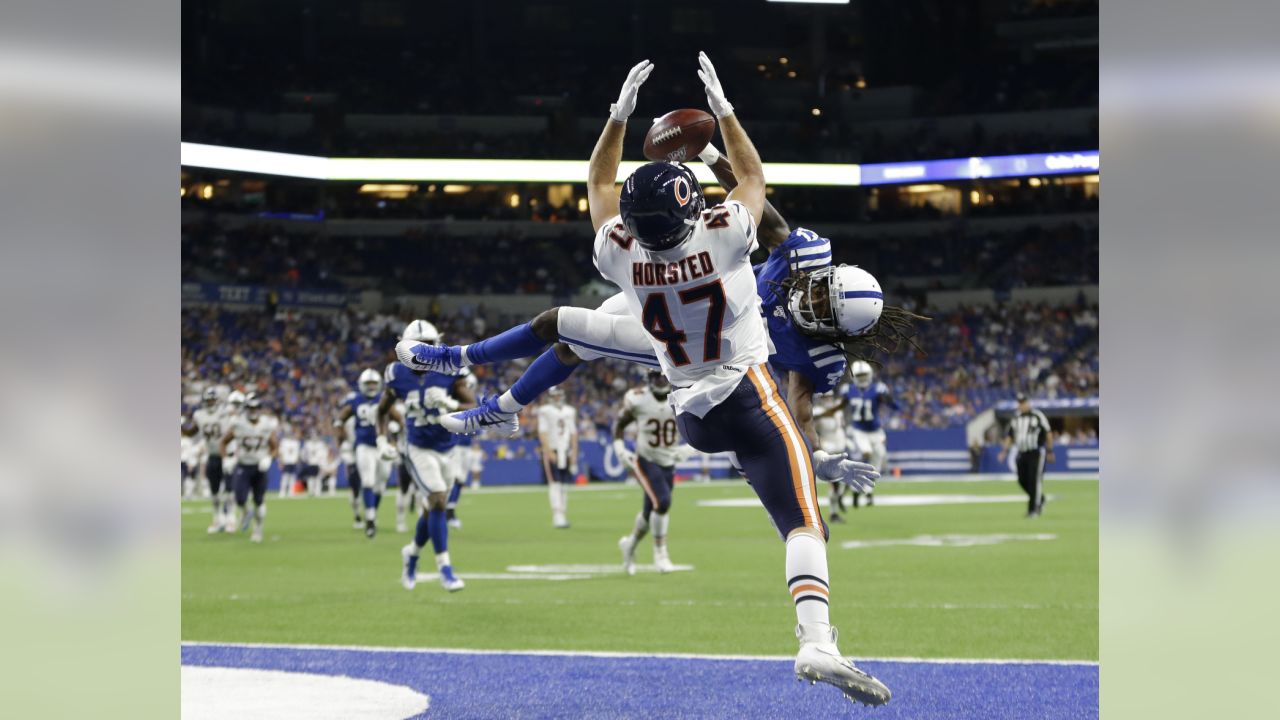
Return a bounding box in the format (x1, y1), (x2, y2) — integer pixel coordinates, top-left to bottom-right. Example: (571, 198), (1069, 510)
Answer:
(811, 393), (851, 523)
(219, 396), (277, 543)
(336, 411), (361, 526)
(188, 388), (236, 532)
(277, 429), (301, 498)
(445, 369), (477, 529)
(301, 433), (329, 497)
(536, 387), (578, 529)
(614, 371), (687, 574)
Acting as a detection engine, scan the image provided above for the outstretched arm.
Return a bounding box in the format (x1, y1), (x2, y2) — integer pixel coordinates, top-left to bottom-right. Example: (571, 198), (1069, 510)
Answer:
(697, 52), (765, 225)
(588, 60), (654, 231)
(700, 144), (790, 251)
(787, 371), (818, 444)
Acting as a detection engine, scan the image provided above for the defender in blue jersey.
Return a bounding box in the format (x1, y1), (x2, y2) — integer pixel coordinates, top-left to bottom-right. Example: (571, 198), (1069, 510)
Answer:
(822, 361), (900, 516)
(336, 368), (400, 538)
(377, 320), (504, 593)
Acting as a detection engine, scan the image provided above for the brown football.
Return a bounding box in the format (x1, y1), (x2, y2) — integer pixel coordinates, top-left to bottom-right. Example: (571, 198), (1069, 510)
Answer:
(643, 108), (716, 163)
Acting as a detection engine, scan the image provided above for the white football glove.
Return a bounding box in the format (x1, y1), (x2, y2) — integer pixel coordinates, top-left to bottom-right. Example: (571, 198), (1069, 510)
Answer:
(376, 435), (399, 462)
(812, 449), (879, 495)
(698, 142), (722, 165)
(610, 59), (654, 123)
(422, 386), (460, 411)
(612, 438), (637, 469)
(257, 456), (273, 473)
(696, 51), (734, 118)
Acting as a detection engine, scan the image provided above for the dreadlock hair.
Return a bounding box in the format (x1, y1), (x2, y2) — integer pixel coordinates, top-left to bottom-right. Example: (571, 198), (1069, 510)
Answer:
(769, 273), (931, 370)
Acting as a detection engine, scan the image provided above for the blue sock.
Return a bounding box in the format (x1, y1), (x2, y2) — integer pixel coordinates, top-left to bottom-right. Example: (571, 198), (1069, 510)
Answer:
(413, 514), (430, 550)
(363, 488), (377, 513)
(428, 509), (449, 554)
(465, 322), (547, 365)
(447, 481), (463, 509)
(510, 350), (577, 406)
(372, 491), (382, 510)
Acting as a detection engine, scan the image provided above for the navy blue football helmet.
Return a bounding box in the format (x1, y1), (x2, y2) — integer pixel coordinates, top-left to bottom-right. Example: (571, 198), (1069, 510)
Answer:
(619, 162), (705, 251)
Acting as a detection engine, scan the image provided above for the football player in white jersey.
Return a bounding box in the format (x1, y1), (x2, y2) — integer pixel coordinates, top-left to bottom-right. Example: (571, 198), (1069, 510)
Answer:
(219, 395), (278, 543)
(277, 427), (302, 498)
(614, 371), (687, 574)
(301, 433), (329, 496)
(396, 54), (889, 705)
(536, 387), (578, 529)
(188, 388), (237, 532)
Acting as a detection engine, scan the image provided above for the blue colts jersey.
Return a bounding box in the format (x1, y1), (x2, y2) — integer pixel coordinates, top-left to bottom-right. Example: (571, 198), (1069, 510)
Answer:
(383, 362), (459, 452)
(844, 381), (894, 432)
(343, 391), (380, 447)
(755, 228), (847, 393)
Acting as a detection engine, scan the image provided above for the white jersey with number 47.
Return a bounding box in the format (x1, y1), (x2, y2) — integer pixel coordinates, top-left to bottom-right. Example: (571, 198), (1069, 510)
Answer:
(593, 200), (770, 418)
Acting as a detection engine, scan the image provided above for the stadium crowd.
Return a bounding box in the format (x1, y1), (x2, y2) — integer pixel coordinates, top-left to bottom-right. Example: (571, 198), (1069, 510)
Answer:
(181, 296), (1099, 447)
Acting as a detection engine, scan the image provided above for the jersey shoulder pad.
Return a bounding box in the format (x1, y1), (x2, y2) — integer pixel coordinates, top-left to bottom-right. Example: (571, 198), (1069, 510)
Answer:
(707, 201), (758, 255)
(875, 381), (890, 395)
(592, 215), (629, 277)
(622, 388), (645, 408)
(784, 227), (833, 273)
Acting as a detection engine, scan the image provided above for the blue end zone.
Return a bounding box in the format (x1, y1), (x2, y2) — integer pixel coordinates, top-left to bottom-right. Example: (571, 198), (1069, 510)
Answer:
(182, 643), (1098, 719)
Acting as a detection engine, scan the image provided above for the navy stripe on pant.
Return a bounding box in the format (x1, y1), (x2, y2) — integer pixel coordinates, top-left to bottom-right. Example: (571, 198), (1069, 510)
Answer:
(676, 368), (826, 541)
(635, 456), (675, 519)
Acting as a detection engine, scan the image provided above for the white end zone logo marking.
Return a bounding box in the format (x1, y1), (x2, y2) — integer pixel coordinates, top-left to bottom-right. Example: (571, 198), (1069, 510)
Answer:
(412, 563), (695, 583)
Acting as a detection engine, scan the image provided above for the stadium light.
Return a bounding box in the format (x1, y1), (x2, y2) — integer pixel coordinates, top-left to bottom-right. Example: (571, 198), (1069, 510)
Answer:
(180, 142), (1097, 187)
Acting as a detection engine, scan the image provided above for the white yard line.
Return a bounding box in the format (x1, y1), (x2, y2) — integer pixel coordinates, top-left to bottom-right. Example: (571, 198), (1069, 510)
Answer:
(182, 640), (1097, 666)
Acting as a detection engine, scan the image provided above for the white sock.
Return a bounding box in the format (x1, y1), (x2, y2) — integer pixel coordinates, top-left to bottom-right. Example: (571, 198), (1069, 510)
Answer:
(366, 505), (376, 521)
(630, 512), (650, 543)
(497, 389), (525, 413)
(435, 551), (452, 569)
(459, 345), (475, 367)
(548, 482), (562, 514)
(651, 512), (669, 546)
(786, 533), (831, 629)
(558, 482), (569, 514)
(253, 505), (266, 530)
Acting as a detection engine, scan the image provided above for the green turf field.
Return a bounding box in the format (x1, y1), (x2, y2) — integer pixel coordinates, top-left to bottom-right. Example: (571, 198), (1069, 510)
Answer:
(182, 477), (1097, 661)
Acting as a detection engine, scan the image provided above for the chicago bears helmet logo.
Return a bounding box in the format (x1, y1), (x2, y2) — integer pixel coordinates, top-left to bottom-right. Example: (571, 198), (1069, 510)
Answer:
(673, 177), (692, 207)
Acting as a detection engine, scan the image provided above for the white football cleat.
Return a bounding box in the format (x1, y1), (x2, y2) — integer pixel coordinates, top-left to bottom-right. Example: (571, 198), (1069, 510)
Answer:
(400, 544), (419, 590)
(794, 624), (891, 706)
(653, 546), (675, 574)
(438, 565), (466, 592)
(207, 519), (224, 534)
(395, 339), (463, 375)
(440, 396), (520, 437)
(250, 528), (263, 543)
(396, 522), (407, 533)
(618, 535), (637, 576)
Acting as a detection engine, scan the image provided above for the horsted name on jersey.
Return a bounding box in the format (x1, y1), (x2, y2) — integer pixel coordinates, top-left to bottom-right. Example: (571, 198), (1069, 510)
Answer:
(594, 200), (771, 418)
(623, 388), (684, 467)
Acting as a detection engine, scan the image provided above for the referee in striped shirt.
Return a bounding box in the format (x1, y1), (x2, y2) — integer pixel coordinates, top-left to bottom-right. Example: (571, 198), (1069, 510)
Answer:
(998, 394), (1054, 517)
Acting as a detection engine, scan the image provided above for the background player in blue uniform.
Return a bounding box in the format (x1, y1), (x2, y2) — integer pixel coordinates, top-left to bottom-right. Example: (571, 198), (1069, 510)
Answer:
(377, 320), (503, 593)
(337, 368), (399, 538)
(823, 361), (899, 514)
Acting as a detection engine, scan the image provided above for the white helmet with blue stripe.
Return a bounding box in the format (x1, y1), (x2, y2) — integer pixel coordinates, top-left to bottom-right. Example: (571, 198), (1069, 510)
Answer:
(786, 264), (884, 339)
(401, 319), (441, 344)
(358, 368), (382, 397)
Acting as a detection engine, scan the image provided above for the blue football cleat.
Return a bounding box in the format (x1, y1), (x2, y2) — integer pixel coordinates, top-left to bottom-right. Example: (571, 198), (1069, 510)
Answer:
(395, 340), (463, 375)
(440, 395), (519, 437)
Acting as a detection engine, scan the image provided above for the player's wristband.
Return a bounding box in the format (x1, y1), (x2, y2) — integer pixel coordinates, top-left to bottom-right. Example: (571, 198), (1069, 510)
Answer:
(698, 144), (721, 165)
(608, 104), (629, 123)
